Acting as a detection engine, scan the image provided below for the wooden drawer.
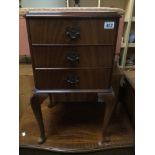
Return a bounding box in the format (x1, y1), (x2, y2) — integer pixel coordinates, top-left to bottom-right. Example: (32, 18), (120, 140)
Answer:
(34, 69), (111, 90)
(32, 46), (114, 68)
(28, 18), (118, 45)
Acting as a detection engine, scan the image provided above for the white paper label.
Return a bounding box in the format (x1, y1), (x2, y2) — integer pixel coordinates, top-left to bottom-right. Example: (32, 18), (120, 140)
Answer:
(104, 21), (115, 29)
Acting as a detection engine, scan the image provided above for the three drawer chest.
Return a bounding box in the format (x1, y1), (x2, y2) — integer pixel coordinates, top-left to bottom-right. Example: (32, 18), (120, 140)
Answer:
(26, 8), (124, 145)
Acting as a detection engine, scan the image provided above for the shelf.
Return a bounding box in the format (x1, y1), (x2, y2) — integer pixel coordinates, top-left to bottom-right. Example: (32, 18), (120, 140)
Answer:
(124, 17), (129, 22)
(119, 65), (135, 69)
(121, 43), (125, 48)
(124, 16), (135, 23)
(132, 17), (135, 22)
(121, 43), (135, 48)
(69, 0), (98, 7)
(125, 65), (135, 69)
(118, 65), (135, 70)
(118, 65), (124, 69)
(128, 43), (135, 47)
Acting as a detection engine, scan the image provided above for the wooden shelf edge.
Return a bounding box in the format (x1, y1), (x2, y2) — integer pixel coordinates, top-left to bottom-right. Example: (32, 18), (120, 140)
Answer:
(121, 43), (125, 48)
(118, 65), (135, 69)
(121, 43), (135, 48)
(124, 18), (129, 22)
(125, 65), (135, 69)
(132, 17), (135, 22)
(128, 43), (135, 47)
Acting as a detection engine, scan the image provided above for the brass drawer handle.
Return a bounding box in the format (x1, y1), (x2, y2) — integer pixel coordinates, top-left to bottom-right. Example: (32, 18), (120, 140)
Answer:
(65, 26), (80, 40)
(66, 51), (80, 64)
(66, 75), (79, 85)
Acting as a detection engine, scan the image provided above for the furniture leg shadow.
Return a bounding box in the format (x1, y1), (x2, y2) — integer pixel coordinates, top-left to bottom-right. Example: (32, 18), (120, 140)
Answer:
(48, 94), (56, 108)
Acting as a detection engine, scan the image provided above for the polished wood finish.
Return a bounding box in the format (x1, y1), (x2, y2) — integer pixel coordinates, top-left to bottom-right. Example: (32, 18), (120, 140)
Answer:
(19, 63), (123, 122)
(20, 101), (134, 153)
(26, 11), (121, 145)
(30, 94), (48, 144)
(34, 69), (111, 89)
(32, 46), (114, 68)
(28, 18), (118, 45)
(98, 92), (116, 144)
(26, 10), (123, 18)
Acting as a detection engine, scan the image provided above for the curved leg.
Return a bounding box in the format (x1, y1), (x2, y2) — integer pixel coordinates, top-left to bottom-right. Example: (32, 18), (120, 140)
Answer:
(30, 93), (48, 144)
(48, 94), (56, 108)
(98, 91), (116, 145)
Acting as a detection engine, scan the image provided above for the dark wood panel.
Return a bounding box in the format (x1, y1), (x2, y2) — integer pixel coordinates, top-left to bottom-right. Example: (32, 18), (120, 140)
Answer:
(48, 93), (97, 103)
(119, 78), (135, 128)
(34, 69), (111, 90)
(32, 46), (114, 68)
(28, 18), (118, 44)
(20, 147), (135, 155)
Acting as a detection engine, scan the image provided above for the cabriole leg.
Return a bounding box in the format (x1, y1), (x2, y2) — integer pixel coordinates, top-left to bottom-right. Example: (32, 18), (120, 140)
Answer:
(30, 94), (48, 144)
(98, 92), (116, 145)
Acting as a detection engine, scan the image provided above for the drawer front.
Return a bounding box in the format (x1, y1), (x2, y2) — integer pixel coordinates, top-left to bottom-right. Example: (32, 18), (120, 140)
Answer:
(34, 69), (111, 90)
(32, 46), (114, 68)
(28, 18), (118, 45)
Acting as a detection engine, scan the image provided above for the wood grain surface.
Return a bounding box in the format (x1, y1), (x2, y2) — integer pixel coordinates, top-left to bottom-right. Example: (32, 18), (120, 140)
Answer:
(28, 18), (118, 44)
(34, 68), (111, 89)
(25, 12), (123, 145)
(20, 101), (134, 153)
(32, 46), (114, 68)
(20, 7), (124, 16)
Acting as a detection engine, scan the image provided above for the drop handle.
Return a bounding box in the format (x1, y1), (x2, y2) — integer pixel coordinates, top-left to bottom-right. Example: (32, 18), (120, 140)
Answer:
(66, 52), (80, 63)
(65, 26), (80, 40)
(66, 75), (79, 85)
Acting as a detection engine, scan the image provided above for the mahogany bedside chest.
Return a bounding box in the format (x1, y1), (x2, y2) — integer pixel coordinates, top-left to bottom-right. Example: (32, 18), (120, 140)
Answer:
(25, 8), (123, 145)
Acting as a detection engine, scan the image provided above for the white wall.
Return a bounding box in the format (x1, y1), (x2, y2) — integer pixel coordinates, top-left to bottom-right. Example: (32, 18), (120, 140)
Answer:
(21, 0), (66, 8)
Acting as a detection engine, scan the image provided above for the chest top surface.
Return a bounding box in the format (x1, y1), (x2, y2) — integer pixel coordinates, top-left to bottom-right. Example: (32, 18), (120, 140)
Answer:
(24, 7), (124, 17)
